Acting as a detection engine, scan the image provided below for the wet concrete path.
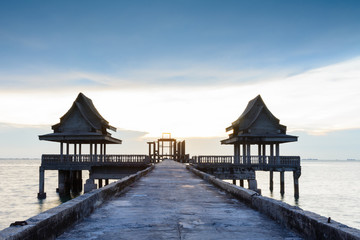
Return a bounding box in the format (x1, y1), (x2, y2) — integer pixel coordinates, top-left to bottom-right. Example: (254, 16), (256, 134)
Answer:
(58, 160), (302, 240)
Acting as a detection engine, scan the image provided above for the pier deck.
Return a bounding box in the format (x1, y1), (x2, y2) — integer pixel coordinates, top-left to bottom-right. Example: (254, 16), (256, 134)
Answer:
(58, 160), (302, 240)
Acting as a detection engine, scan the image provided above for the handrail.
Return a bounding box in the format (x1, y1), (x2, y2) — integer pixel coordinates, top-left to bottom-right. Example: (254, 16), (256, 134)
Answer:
(191, 155), (300, 167)
(42, 154), (150, 164)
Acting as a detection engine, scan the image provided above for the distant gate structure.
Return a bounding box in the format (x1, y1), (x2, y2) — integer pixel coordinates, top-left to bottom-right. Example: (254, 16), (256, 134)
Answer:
(147, 133), (188, 163)
(37, 93), (149, 199)
(191, 95), (301, 198)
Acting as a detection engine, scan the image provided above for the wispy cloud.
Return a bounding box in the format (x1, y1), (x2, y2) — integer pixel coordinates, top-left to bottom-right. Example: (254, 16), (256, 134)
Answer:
(0, 57), (359, 137)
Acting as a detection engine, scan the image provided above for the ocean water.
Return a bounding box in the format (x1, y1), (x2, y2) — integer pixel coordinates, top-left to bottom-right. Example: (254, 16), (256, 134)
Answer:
(0, 159), (359, 231)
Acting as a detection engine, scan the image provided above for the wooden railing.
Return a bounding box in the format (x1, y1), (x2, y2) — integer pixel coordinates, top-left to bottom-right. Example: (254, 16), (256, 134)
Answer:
(42, 154), (150, 165)
(191, 155), (300, 167)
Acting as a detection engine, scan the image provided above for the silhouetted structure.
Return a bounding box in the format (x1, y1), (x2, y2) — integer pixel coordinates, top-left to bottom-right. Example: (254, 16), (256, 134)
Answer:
(38, 93), (149, 199)
(192, 95), (301, 197)
(147, 133), (188, 163)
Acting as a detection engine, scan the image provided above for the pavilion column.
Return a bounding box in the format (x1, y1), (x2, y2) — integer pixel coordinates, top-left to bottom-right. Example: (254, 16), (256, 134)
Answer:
(79, 144), (82, 162)
(60, 142), (64, 162)
(74, 144), (77, 161)
(66, 143), (70, 161)
(100, 143), (103, 162)
(95, 144), (98, 162)
(257, 144), (261, 164)
(104, 144), (107, 162)
(174, 141), (177, 161)
(269, 171), (273, 192)
(90, 143), (93, 162)
(262, 144), (266, 164)
(234, 143), (240, 164)
(242, 144), (246, 164)
(246, 144), (251, 164)
(276, 143), (280, 165)
(270, 144), (274, 164)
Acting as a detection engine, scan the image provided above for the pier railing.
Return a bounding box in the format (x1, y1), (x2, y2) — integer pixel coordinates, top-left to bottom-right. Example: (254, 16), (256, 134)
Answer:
(42, 154), (150, 165)
(191, 155), (300, 167)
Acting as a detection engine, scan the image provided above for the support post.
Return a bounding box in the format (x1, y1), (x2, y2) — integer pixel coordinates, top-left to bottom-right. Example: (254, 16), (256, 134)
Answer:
(105, 179), (109, 186)
(247, 144), (251, 164)
(280, 171), (285, 195)
(240, 179), (244, 187)
(232, 179), (236, 185)
(293, 170), (300, 198)
(98, 179), (103, 188)
(37, 167), (46, 199)
(269, 170), (274, 192)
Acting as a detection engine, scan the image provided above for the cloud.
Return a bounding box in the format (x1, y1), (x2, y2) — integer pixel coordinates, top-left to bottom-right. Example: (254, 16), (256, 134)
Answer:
(0, 57), (359, 138)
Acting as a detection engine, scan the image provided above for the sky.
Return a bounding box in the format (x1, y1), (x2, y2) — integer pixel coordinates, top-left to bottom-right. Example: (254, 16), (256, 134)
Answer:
(0, 0), (359, 159)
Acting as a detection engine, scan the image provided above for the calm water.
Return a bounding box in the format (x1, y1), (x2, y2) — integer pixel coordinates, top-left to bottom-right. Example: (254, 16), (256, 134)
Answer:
(0, 159), (359, 231)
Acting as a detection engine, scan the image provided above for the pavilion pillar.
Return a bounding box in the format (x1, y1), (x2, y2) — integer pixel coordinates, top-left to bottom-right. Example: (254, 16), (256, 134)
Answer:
(246, 144), (251, 164)
(100, 143), (103, 162)
(258, 144), (261, 164)
(242, 144), (246, 164)
(276, 143), (280, 165)
(105, 179), (109, 185)
(79, 144), (82, 162)
(90, 143), (93, 162)
(280, 171), (285, 195)
(104, 144), (106, 159)
(37, 167), (46, 199)
(60, 142), (64, 161)
(234, 143), (240, 164)
(269, 171), (273, 192)
(232, 179), (236, 185)
(270, 144), (274, 164)
(95, 144), (98, 162)
(240, 179), (244, 187)
(74, 144), (77, 161)
(262, 144), (266, 164)
(66, 143), (70, 161)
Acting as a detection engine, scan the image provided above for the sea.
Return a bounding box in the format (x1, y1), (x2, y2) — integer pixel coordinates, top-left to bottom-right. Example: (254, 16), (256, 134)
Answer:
(0, 159), (359, 231)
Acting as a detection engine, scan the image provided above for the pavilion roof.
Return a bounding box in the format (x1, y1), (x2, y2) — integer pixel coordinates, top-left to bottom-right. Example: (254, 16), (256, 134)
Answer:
(39, 93), (122, 144)
(222, 95), (297, 144)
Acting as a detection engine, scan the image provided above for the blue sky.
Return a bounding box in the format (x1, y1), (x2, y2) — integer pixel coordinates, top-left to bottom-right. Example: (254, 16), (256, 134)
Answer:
(0, 0), (360, 159)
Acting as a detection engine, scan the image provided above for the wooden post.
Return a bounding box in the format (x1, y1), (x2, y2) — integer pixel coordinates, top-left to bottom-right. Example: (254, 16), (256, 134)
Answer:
(232, 179), (236, 185)
(240, 179), (244, 187)
(280, 171), (285, 195)
(262, 144), (266, 164)
(269, 170), (273, 192)
(90, 143), (93, 162)
(258, 144), (261, 164)
(105, 179), (109, 186)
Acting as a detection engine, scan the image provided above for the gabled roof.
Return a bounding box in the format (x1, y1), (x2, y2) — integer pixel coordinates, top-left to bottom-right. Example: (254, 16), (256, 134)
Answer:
(221, 95), (297, 144)
(226, 95), (284, 133)
(39, 93), (121, 144)
(52, 92), (116, 133)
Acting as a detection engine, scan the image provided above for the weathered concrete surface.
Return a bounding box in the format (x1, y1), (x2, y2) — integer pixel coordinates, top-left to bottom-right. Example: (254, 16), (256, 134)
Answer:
(187, 164), (360, 240)
(0, 166), (154, 240)
(58, 160), (302, 240)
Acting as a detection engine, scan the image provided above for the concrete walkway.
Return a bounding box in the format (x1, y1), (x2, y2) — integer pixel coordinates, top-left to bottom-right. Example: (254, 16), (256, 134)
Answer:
(58, 160), (302, 240)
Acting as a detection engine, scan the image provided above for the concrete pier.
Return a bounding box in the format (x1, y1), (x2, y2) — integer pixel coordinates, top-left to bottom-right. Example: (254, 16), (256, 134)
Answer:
(58, 160), (301, 239)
